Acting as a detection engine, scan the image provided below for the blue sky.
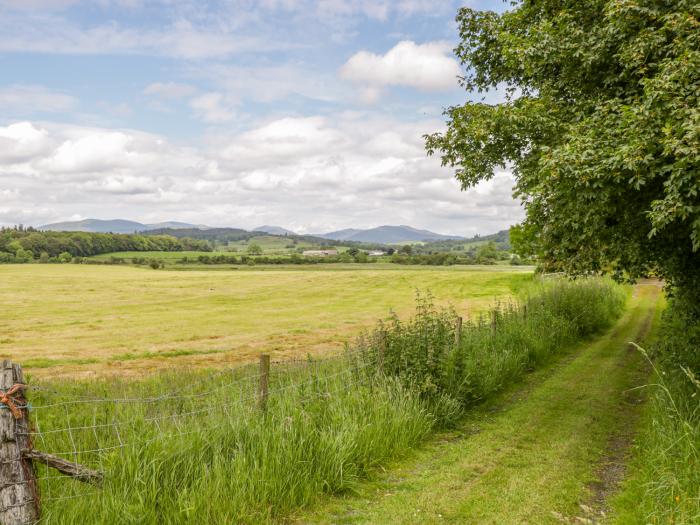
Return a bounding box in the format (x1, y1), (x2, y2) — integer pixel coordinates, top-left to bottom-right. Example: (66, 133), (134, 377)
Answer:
(0, 0), (521, 235)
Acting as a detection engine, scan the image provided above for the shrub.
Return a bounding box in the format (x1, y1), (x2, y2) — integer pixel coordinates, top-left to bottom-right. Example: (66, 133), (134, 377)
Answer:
(356, 278), (626, 420)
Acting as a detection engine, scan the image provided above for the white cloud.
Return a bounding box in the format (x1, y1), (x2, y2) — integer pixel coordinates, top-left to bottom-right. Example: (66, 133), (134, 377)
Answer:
(0, 85), (77, 114)
(0, 117), (522, 235)
(190, 62), (344, 104)
(143, 82), (196, 99)
(340, 40), (461, 101)
(0, 122), (53, 164)
(190, 92), (239, 123)
(0, 14), (276, 59)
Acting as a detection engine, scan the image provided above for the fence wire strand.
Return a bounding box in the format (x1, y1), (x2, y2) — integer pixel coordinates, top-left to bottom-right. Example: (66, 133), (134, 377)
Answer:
(0, 348), (375, 517)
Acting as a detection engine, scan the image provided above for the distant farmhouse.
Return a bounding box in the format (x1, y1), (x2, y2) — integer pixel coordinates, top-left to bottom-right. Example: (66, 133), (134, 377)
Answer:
(368, 251), (385, 257)
(302, 249), (338, 257)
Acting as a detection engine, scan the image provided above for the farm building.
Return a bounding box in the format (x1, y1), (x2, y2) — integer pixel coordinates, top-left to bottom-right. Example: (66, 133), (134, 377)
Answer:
(302, 249), (338, 257)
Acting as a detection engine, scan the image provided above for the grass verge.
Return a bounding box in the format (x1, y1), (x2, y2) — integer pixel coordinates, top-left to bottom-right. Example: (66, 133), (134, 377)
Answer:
(299, 283), (661, 524)
(609, 289), (700, 525)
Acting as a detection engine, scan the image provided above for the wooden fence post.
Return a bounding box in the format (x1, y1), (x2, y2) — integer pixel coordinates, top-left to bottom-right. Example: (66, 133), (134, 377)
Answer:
(455, 316), (463, 348)
(258, 354), (270, 411)
(0, 361), (40, 525)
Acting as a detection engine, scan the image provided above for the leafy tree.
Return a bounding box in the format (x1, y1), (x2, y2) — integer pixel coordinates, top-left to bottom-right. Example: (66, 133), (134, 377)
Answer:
(58, 251), (72, 263)
(426, 1), (700, 303)
(354, 251), (369, 263)
(247, 243), (263, 256)
(399, 245), (413, 255)
(14, 248), (32, 263)
(475, 242), (499, 264)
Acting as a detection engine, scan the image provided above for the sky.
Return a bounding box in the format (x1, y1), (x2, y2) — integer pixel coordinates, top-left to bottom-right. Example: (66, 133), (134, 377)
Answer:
(0, 0), (521, 236)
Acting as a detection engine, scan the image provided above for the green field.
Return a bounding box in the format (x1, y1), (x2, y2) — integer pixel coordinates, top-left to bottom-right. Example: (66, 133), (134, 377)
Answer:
(90, 250), (218, 261)
(27, 277), (627, 524)
(0, 264), (532, 377)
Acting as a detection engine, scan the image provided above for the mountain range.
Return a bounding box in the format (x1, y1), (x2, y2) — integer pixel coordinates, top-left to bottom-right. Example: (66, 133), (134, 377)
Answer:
(314, 225), (464, 243)
(39, 219), (204, 234)
(39, 219), (466, 244)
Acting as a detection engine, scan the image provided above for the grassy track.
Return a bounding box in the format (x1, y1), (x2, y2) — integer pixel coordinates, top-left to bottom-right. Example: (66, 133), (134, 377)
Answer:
(0, 265), (530, 377)
(298, 284), (662, 525)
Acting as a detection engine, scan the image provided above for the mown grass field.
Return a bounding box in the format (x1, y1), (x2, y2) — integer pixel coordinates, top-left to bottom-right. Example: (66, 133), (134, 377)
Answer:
(0, 264), (532, 378)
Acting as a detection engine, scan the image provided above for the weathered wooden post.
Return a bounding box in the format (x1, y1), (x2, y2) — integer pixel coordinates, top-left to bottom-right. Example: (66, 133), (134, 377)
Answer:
(0, 360), (40, 525)
(258, 354), (270, 411)
(455, 316), (463, 348)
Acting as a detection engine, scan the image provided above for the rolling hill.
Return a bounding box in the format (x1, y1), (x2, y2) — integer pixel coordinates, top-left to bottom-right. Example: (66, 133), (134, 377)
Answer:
(39, 219), (204, 234)
(316, 225), (465, 244)
(254, 225), (297, 236)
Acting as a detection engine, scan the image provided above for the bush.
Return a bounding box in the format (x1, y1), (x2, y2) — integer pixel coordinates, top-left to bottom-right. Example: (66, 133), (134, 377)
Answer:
(14, 248), (32, 263)
(356, 278), (626, 421)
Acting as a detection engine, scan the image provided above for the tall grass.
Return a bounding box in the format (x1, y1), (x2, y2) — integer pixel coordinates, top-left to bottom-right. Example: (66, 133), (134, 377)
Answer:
(612, 304), (700, 524)
(29, 277), (626, 523)
(356, 278), (626, 421)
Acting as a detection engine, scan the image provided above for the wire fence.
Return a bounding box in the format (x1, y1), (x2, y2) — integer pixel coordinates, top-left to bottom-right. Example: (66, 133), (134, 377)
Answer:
(1, 301), (518, 524)
(0, 347), (377, 524)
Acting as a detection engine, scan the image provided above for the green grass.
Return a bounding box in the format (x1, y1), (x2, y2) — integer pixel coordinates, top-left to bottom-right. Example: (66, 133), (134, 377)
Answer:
(300, 283), (661, 524)
(90, 251), (218, 261)
(0, 264), (532, 377)
(222, 234), (327, 254)
(25, 278), (628, 524)
(609, 292), (700, 525)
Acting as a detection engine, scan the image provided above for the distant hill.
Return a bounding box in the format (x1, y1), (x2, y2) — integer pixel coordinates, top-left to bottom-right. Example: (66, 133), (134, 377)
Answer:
(38, 219), (472, 246)
(40, 219), (204, 234)
(254, 225), (296, 236)
(144, 227), (254, 242)
(316, 225), (465, 244)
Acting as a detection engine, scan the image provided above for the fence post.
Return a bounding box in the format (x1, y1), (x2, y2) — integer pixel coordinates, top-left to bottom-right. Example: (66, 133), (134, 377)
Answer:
(523, 304), (528, 320)
(490, 310), (497, 336)
(455, 316), (463, 348)
(258, 354), (270, 411)
(0, 360), (40, 525)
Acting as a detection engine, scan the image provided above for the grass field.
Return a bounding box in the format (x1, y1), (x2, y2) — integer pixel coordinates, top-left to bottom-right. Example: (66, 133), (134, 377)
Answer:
(28, 277), (626, 524)
(89, 250), (219, 262)
(0, 264), (532, 378)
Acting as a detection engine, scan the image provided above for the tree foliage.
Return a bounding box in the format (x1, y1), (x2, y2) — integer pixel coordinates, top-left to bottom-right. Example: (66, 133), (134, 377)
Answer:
(426, 0), (699, 301)
(0, 227), (212, 261)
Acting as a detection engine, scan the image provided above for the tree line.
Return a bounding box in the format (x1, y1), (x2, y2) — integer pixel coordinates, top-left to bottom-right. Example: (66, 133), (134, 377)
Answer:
(0, 227), (211, 263)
